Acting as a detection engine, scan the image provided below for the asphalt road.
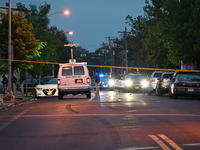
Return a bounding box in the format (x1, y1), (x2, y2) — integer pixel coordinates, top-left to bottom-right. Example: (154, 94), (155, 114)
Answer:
(0, 90), (200, 150)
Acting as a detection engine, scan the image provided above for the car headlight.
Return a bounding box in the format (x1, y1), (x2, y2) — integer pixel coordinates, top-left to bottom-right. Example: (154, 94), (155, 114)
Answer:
(108, 80), (115, 86)
(125, 80), (132, 86)
(141, 80), (149, 88)
(36, 88), (43, 91)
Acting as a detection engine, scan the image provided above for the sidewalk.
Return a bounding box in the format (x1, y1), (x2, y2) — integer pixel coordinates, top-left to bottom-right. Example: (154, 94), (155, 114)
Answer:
(0, 93), (33, 110)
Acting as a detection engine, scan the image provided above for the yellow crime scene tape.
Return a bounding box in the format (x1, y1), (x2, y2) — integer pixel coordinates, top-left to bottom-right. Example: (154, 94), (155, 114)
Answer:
(1, 58), (200, 91)
(1, 58), (200, 72)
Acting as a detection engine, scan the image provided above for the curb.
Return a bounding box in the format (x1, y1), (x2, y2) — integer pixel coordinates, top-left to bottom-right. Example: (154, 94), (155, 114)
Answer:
(0, 97), (35, 111)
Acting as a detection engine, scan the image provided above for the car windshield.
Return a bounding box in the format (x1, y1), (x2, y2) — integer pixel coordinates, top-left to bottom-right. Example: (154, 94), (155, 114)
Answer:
(178, 75), (200, 81)
(39, 78), (57, 85)
(163, 74), (173, 78)
(126, 75), (143, 80)
(154, 73), (163, 78)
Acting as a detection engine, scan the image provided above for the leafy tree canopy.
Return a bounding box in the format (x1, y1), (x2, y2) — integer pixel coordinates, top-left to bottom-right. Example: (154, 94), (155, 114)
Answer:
(143, 0), (200, 69)
(0, 11), (39, 73)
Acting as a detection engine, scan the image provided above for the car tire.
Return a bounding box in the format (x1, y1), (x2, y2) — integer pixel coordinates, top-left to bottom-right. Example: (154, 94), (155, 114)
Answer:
(172, 93), (177, 99)
(86, 92), (91, 98)
(58, 92), (64, 100)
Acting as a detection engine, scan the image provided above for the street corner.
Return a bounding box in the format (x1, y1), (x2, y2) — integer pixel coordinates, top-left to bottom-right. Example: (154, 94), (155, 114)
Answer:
(87, 92), (100, 102)
(0, 100), (15, 110)
(0, 94), (34, 110)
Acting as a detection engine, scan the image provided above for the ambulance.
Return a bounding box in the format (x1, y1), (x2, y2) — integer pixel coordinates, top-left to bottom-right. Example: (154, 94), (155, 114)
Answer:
(57, 59), (91, 100)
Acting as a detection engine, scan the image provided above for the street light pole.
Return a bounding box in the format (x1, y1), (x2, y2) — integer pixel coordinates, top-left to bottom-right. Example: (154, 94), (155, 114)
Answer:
(8, 0), (12, 92)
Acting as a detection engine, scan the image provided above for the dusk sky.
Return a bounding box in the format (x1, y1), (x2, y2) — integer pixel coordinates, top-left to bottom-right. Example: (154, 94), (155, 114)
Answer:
(0, 0), (147, 52)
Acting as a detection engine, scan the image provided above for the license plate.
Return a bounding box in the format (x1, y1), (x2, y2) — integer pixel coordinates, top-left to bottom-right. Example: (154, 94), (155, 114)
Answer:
(75, 79), (83, 83)
(135, 86), (139, 89)
(48, 92), (52, 95)
(188, 88), (194, 92)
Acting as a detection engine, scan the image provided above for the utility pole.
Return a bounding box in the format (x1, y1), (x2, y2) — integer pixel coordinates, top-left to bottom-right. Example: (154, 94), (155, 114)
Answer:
(1, 1), (20, 95)
(8, 0), (12, 93)
(118, 27), (130, 74)
(105, 36), (114, 77)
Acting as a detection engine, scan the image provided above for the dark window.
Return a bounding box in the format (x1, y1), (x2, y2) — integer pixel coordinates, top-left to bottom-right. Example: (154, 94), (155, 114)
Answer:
(154, 73), (163, 78)
(62, 67), (72, 76)
(74, 66), (84, 75)
(163, 74), (173, 78)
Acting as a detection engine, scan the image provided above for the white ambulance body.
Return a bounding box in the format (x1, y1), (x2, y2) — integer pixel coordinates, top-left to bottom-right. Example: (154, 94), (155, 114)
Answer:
(57, 59), (91, 100)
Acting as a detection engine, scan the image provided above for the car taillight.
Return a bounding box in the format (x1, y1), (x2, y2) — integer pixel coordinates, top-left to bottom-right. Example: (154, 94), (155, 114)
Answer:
(150, 79), (156, 82)
(160, 78), (167, 82)
(57, 79), (61, 85)
(86, 78), (90, 83)
(196, 84), (200, 87)
(177, 82), (186, 86)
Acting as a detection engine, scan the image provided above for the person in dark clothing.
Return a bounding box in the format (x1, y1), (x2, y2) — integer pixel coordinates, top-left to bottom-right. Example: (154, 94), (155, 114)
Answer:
(13, 76), (18, 93)
(1, 75), (8, 93)
(94, 72), (100, 95)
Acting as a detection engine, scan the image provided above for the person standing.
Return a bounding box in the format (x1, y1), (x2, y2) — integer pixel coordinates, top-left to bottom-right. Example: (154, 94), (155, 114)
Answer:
(1, 75), (8, 93)
(13, 76), (17, 95)
(94, 72), (100, 95)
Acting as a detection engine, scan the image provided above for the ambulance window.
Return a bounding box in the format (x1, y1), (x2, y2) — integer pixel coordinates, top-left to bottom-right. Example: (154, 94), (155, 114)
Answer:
(62, 67), (72, 76)
(74, 66), (84, 75)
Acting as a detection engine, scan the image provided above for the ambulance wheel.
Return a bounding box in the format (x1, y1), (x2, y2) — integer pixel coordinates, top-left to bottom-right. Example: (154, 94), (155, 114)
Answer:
(58, 93), (64, 100)
(86, 92), (91, 98)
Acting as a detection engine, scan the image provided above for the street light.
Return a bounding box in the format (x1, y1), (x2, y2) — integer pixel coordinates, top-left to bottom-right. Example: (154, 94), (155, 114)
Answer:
(48, 10), (70, 17)
(66, 31), (74, 35)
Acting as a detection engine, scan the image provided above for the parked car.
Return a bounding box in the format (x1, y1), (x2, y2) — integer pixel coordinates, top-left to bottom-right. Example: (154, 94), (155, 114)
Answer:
(35, 77), (58, 98)
(155, 72), (173, 96)
(99, 74), (115, 90)
(171, 71), (198, 79)
(23, 78), (39, 94)
(114, 79), (125, 89)
(123, 73), (145, 92)
(148, 71), (165, 95)
(169, 74), (200, 99)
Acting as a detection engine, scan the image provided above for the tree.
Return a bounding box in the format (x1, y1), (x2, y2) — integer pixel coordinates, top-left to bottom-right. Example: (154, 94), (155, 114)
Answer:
(143, 0), (200, 69)
(16, 2), (69, 77)
(0, 11), (39, 74)
(125, 15), (150, 68)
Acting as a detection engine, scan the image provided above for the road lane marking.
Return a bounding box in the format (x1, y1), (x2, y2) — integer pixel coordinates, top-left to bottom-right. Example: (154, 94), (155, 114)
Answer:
(182, 143), (200, 146)
(148, 135), (170, 150)
(0, 109), (28, 132)
(87, 94), (95, 102)
(22, 113), (200, 117)
(118, 146), (160, 150)
(158, 134), (183, 150)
